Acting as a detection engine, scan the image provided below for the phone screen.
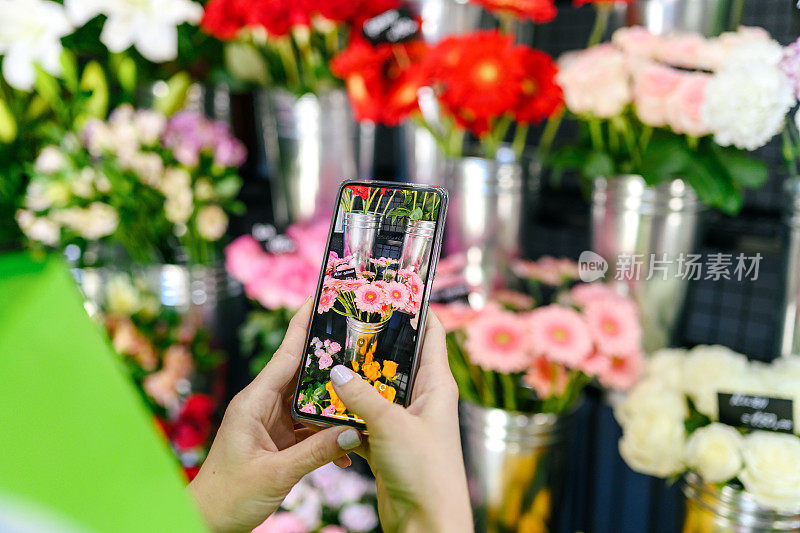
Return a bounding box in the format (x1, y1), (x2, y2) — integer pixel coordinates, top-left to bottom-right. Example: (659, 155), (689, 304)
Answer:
(294, 182), (447, 428)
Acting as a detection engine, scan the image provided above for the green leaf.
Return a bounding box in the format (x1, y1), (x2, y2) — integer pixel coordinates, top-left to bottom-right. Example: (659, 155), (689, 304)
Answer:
(33, 67), (62, 114)
(0, 98), (17, 143)
(581, 150), (615, 178)
(155, 71), (192, 116)
(410, 206), (423, 220)
(683, 154), (742, 215)
(711, 144), (768, 189)
(115, 56), (138, 95)
(215, 175), (242, 200)
(59, 51), (79, 94)
(80, 61), (109, 119)
(640, 136), (691, 186)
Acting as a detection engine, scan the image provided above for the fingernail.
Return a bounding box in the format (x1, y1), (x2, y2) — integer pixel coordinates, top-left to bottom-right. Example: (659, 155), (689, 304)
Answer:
(331, 365), (353, 386)
(337, 428), (361, 450)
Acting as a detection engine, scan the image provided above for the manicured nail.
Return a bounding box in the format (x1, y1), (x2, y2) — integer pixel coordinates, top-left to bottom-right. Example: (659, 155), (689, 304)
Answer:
(337, 428), (361, 450)
(331, 365), (353, 386)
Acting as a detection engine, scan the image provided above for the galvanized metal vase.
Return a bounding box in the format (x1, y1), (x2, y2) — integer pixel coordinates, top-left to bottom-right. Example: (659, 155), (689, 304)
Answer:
(399, 121), (447, 186)
(591, 175), (701, 353)
(256, 88), (375, 226)
(459, 401), (575, 533)
(621, 0), (735, 36)
(406, 0), (484, 42)
(445, 156), (531, 305)
(682, 473), (800, 532)
(400, 219), (437, 279)
(779, 179), (800, 358)
(344, 316), (389, 367)
(344, 212), (382, 273)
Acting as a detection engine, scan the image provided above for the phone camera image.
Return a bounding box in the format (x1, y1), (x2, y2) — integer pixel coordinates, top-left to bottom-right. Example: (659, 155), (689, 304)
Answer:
(296, 184), (443, 425)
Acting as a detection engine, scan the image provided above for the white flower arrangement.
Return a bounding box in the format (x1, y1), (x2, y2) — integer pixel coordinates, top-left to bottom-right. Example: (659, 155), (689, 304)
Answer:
(616, 347), (800, 513)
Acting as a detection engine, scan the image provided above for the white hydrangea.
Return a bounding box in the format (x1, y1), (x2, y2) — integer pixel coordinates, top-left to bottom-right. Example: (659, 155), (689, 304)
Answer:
(702, 45), (795, 151)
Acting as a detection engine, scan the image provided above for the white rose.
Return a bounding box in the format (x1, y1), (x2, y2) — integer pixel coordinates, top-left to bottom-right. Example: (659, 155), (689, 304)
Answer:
(683, 345), (748, 419)
(646, 348), (686, 389)
(739, 431), (800, 512)
(685, 423), (744, 483)
(34, 145), (67, 174)
(619, 410), (686, 478)
(196, 205), (228, 241)
(105, 275), (141, 316)
(164, 187), (193, 224)
(762, 360), (800, 435)
(615, 377), (687, 426)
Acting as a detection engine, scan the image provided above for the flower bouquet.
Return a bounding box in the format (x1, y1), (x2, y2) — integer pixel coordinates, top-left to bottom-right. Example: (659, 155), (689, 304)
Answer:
(100, 272), (222, 480)
(17, 105), (246, 265)
(254, 463), (379, 533)
(225, 222), (326, 375)
(551, 25), (795, 214)
(616, 347), (800, 528)
(435, 256), (643, 531)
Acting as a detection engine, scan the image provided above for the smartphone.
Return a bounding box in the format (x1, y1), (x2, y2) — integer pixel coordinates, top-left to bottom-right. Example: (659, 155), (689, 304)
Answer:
(292, 180), (448, 431)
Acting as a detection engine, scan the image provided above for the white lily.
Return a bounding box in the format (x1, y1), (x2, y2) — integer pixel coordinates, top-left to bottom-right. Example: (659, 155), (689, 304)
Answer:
(0, 0), (74, 90)
(64, 0), (203, 63)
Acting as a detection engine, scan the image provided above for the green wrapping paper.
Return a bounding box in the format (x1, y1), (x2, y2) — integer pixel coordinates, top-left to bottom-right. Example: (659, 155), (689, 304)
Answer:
(0, 252), (207, 533)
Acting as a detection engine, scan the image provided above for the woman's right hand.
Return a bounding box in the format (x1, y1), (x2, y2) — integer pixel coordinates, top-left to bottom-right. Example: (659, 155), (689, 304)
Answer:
(329, 313), (473, 533)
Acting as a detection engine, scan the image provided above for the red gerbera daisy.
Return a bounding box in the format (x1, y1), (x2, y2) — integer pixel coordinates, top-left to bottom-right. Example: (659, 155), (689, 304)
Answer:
(471, 0), (557, 23)
(512, 46), (564, 124)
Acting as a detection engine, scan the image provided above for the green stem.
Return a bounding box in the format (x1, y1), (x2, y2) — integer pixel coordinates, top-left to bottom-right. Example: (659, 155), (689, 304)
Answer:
(275, 38), (301, 93)
(412, 113), (450, 154)
(500, 373), (518, 411)
(536, 106), (564, 165)
(728, 0), (746, 30)
(783, 128), (799, 180)
(588, 118), (604, 151)
(512, 123), (529, 161)
(480, 369), (497, 407)
(587, 4), (613, 47)
(381, 190), (397, 217)
(447, 128), (465, 158)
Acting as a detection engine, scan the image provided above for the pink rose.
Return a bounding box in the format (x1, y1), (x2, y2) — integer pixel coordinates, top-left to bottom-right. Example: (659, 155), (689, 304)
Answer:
(612, 26), (661, 60)
(558, 44), (632, 118)
(299, 402), (316, 414)
(318, 353), (333, 369)
(225, 235), (268, 285)
(666, 72), (711, 137)
(633, 63), (683, 127)
(655, 33), (707, 69)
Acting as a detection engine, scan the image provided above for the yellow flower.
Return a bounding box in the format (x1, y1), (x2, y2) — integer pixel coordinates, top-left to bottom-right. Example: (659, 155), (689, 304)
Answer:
(351, 360), (359, 372)
(382, 360), (398, 380)
(325, 381), (347, 413)
(374, 381), (397, 403)
(362, 361), (381, 381)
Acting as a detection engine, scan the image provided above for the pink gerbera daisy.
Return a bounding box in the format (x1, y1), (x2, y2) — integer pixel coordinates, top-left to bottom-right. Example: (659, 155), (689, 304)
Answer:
(598, 350), (644, 391)
(523, 354), (570, 399)
(528, 304), (593, 366)
(583, 298), (641, 355)
(576, 350), (611, 378)
(464, 309), (531, 372)
(429, 302), (479, 332)
(384, 281), (410, 309)
(355, 283), (386, 314)
(318, 288), (337, 313)
(568, 283), (622, 307)
(405, 271), (424, 303)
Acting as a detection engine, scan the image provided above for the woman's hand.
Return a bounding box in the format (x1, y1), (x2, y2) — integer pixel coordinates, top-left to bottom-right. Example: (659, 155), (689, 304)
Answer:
(330, 313), (473, 533)
(189, 298), (362, 533)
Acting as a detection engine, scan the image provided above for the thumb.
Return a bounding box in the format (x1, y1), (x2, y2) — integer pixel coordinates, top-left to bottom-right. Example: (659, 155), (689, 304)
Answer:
(330, 365), (398, 426)
(277, 426), (362, 483)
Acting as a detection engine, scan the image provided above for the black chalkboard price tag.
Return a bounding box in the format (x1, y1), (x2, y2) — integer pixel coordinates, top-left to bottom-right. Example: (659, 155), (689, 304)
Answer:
(362, 7), (420, 46)
(717, 393), (794, 434)
(332, 266), (356, 280)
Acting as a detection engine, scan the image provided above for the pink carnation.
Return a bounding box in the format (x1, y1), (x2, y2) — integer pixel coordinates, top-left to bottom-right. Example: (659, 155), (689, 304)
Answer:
(464, 309), (531, 373)
(633, 63), (683, 127)
(598, 350), (644, 390)
(318, 353), (333, 369)
(252, 512), (308, 533)
(528, 305), (593, 367)
(583, 298), (642, 355)
(354, 283), (386, 314)
(524, 355), (570, 399)
(321, 404), (336, 416)
(299, 402), (316, 414)
(225, 235), (267, 285)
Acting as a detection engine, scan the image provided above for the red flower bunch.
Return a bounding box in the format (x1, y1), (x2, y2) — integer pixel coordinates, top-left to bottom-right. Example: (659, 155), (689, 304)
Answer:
(573, 0), (634, 5)
(470, 0), (557, 23)
(201, 0), (399, 40)
(424, 31), (563, 136)
(331, 40), (429, 125)
(158, 394), (216, 452)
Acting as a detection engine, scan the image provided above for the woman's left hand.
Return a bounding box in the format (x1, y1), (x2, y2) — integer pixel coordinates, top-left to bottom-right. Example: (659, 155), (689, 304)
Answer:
(189, 298), (362, 533)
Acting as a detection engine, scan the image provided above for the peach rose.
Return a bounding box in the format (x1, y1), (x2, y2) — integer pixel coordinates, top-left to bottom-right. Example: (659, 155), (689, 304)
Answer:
(557, 44), (632, 118)
(633, 63), (683, 127)
(666, 72), (711, 137)
(612, 26), (661, 60)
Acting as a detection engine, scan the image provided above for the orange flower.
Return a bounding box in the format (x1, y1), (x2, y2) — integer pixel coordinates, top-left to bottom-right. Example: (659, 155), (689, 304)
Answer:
(326, 381), (347, 413)
(362, 361), (381, 381)
(374, 381), (397, 402)
(351, 360), (359, 372)
(382, 360), (398, 380)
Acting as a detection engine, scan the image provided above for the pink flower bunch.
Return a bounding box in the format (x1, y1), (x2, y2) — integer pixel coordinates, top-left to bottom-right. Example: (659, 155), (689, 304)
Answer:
(225, 221), (328, 311)
(512, 256), (578, 286)
(310, 337), (341, 370)
(781, 37), (800, 98)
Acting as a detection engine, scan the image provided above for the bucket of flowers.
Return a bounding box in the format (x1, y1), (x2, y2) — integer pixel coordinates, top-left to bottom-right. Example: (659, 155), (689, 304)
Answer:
(340, 185), (397, 273)
(389, 189), (442, 279)
(433, 256), (644, 532)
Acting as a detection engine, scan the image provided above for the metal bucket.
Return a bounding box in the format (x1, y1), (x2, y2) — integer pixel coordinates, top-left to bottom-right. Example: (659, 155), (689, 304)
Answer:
(779, 179), (800, 358)
(400, 219), (437, 280)
(256, 88), (375, 226)
(399, 121), (447, 186)
(406, 0), (484, 43)
(591, 175), (701, 353)
(344, 212), (381, 273)
(621, 0), (735, 37)
(459, 401), (575, 533)
(444, 156), (528, 305)
(682, 472), (800, 532)
(344, 316), (390, 367)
